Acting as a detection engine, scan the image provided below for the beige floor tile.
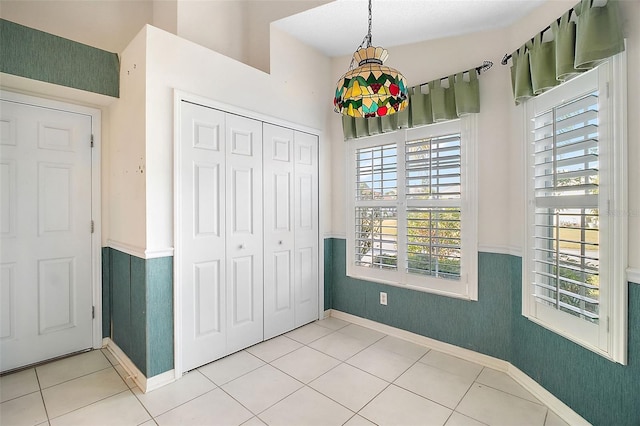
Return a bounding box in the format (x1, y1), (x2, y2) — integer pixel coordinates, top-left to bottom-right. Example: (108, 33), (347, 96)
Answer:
(222, 365), (303, 414)
(259, 386), (353, 426)
(476, 368), (541, 404)
(419, 350), (483, 381)
(337, 324), (385, 345)
(0, 391), (48, 426)
(0, 369), (39, 403)
(309, 363), (387, 411)
(245, 336), (303, 363)
(49, 390), (150, 426)
(156, 388), (253, 426)
(308, 332), (370, 361)
(132, 370), (216, 417)
(359, 384), (452, 426)
(241, 416), (267, 425)
(315, 317), (350, 331)
(37, 350), (111, 389)
(370, 335), (429, 361)
(445, 412), (488, 426)
(271, 346), (340, 383)
(42, 367), (127, 419)
(284, 323), (334, 344)
(346, 346), (415, 382)
(199, 350), (265, 385)
(456, 384), (547, 426)
(343, 414), (377, 426)
(394, 362), (474, 409)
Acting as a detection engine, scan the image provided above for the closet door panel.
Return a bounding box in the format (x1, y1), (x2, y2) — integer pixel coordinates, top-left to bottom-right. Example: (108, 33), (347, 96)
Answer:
(225, 114), (263, 353)
(179, 102), (227, 372)
(294, 132), (319, 327)
(263, 124), (295, 339)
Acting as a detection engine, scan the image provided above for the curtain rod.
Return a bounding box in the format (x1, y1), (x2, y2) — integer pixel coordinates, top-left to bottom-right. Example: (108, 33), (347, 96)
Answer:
(417, 60), (493, 87)
(500, 7), (575, 65)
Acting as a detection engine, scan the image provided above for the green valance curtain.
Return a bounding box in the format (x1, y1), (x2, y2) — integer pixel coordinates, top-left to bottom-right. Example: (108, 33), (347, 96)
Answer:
(510, 0), (624, 105)
(342, 68), (480, 140)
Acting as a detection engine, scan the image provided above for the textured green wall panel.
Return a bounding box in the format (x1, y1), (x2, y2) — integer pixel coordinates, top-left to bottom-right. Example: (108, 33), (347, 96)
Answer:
(104, 248), (174, 378)
(324, 238), (333, 311)
(101, 247), (111, 338)
(146, 257), (174, 377)
(129, 256), (147, 375)
(329, 238), (511, 360)
(110, 250), (131, 356)
(0, 19), (119, 97)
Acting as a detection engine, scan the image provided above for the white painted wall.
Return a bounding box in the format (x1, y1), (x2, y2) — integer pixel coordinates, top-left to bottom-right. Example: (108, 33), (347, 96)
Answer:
(139, 24), (332, 252)
(107, 30), (148, 252)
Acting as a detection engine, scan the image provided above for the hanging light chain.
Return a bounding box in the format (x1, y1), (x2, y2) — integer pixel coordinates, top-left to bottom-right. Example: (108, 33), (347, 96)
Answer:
(367, 0), (373, 47)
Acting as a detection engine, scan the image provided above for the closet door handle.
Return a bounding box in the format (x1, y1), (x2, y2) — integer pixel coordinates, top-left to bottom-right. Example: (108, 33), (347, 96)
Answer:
(239, 244), (244, 249)
(278, 240), (283, 245)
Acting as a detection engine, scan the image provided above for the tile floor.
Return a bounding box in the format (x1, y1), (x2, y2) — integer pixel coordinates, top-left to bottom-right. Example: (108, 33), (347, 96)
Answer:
(0, 317), (571, 426)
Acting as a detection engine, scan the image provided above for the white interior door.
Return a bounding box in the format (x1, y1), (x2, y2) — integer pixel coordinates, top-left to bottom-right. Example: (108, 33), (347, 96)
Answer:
(225, 114), (263, 352)
(0, 98), (93, 372)
(294, 132), (319, 327)
(179, 102), (228, 371)
(263, 124), (295, 339)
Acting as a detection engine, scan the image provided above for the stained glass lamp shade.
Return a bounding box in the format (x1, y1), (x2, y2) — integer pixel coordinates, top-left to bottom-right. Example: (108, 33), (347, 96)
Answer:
(334, 46), (408, 118)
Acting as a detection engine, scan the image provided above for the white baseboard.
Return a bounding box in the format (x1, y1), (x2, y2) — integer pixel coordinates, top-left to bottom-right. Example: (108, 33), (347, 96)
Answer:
(328, 310), (589, 426)
(103, 338), (176, 393)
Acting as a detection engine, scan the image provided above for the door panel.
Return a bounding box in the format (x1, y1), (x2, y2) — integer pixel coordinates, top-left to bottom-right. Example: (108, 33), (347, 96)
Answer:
(0, 99), (93, 372)
(294, 132), (319, 327)
(179, 102), (227, 371)
(225, 114), (263, 353)
(263, 124), (295, 339)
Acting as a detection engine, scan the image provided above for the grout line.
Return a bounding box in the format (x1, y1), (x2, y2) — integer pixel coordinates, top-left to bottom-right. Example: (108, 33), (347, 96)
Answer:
(33, 368), (51, 424)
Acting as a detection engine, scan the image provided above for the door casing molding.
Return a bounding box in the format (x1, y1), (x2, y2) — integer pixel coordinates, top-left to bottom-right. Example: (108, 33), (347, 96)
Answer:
(0, 89), (103, 351)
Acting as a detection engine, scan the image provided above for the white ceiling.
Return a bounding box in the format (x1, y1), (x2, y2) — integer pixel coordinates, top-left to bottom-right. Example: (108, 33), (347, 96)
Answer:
(273, 0), (546, 57)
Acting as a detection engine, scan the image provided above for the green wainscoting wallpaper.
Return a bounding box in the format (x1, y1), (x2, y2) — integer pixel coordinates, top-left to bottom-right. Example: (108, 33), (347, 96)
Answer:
(325, 237), (640, 425)
(510, 257), (640, 426)
(0, 19), (120, 97)
(102, 248), (173, 378)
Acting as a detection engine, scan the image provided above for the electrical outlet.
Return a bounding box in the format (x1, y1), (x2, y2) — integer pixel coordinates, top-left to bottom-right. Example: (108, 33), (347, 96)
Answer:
(380, 292), (387, 305)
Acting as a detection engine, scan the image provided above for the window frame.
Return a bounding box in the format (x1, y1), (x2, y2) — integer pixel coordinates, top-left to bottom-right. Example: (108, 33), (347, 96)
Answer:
(346, 117), (478, 300)
(522, 53), (628, 364)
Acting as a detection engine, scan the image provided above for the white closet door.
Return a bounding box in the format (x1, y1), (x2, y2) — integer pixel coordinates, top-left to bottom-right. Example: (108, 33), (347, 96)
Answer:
(179, 102), (228, 371)
(294, 132), (319, 327)
(263, 124), (295, 339)
(225, 114), (264, 352)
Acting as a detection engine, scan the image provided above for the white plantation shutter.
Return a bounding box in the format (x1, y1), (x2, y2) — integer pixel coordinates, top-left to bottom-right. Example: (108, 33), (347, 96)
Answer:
(532, 90), (601, 322)
(347, 118), (477, 299)
(405, 134), (462, 280)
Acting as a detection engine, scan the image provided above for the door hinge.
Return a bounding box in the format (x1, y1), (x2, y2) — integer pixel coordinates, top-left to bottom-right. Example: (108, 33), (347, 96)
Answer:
(606, 82), (610, 99)
(92, 306), (95, 319)
(91, 220), (94, 233)
(90, 134), (94, 148)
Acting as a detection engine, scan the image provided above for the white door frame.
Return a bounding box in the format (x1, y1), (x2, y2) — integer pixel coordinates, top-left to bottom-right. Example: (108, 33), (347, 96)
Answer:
(173, 89), (324, 378)
(0, 90), (103, 352)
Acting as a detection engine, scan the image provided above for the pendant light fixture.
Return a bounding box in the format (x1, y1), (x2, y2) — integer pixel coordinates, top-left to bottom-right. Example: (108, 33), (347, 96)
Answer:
(334, 0), (408, 118)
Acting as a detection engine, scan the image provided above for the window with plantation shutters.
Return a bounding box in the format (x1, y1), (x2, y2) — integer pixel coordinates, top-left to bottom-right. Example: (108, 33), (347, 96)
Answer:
(532, 90), (600, 323)
(348, 118), (478, 300)
(524, 57), (628, 364)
